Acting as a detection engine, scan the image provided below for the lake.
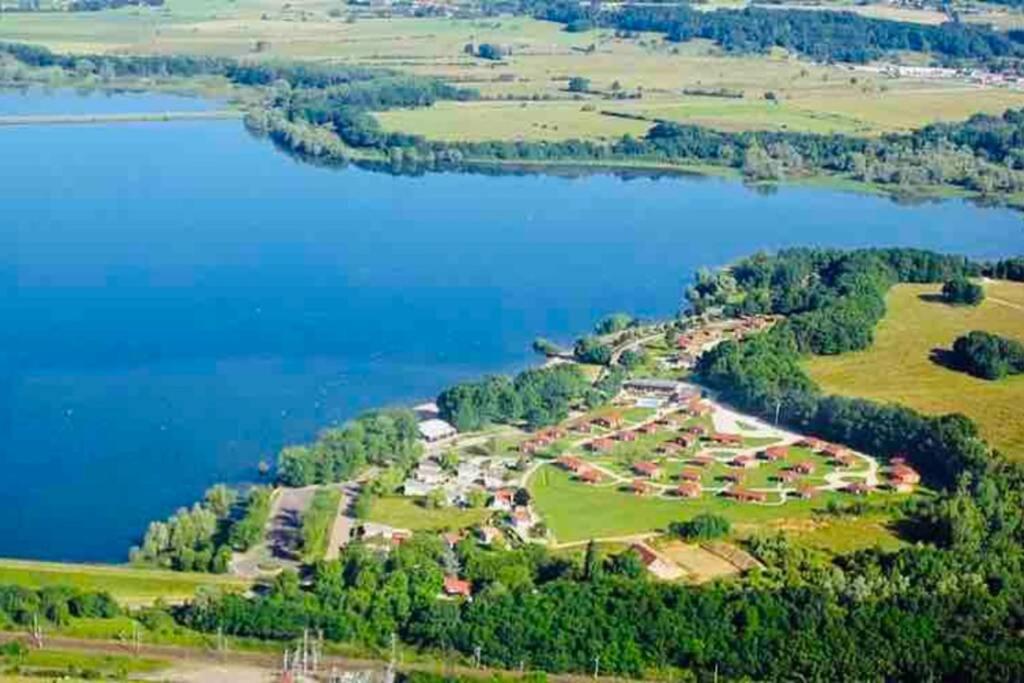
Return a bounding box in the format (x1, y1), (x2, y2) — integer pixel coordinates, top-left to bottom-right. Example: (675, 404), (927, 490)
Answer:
(1, 90), (1021, 562)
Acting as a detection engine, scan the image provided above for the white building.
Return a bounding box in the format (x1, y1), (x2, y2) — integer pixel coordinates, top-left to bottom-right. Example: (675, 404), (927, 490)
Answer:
(419, 418), (457, 442)
(403, 480), (435, 497)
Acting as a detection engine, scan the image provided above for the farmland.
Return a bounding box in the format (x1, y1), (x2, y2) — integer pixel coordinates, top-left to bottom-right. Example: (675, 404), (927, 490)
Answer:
(807, 280), (1024, 458)
(0, 559), (248, 606)
(2, 0), (1024, 142)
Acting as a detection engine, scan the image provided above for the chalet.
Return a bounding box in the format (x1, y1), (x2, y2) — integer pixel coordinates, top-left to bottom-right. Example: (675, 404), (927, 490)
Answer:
(419, 418), (457, 443)
(729, 488), (768, 503)
(688, 425), (708, 436)
(889, 464), (921, 493)
(795, 483), (817, 500)
(833, 453), (856, 468)
(510, 506), (535, 535)
(721, 471), (744, 483)
(731, 454), (758, 469)
(556, 455), (584, 472)
(843, 482), (872, 496)
(588, 438), (616, 453)
(578, 467), (603, 484)
(822, 443), (847, 459)
(778, 470), (801, 483)
(569, 421), (592, 434)
(657, 442), (682, 455)
(796, 437), (826, 451)
(477, 526), (501, 545)
(679, 467), (702, 482)
(675, 482), (702, 498)
(629, 479), (653, 496)
(391, 529), (412, 545)
(633, 461), (661, 478)
(793, 461), (816, 475)
(638, 423), (660, 435)
(489, 489), (514, 511)
(540, 427), (567, 440)
(761, 446), (789, 461)
(594, 413), (623, 429)
(709, 432), (743, 447)
(691, 454), (715, 468)
(616, 430), (639, 442)
(443, 576), (472, 598)
(674, 434), (697, 449)
(441, 531), (464, 549)
(685, 396), (711, 416)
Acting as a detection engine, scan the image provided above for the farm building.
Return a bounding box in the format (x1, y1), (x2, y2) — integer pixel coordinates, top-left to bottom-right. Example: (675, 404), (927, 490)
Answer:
(795, 483), (817, 499)
(674, 434), (698, 448)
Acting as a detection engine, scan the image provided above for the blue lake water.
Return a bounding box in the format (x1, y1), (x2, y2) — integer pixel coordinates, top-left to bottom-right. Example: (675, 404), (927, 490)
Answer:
(1, 91), (1021, 562)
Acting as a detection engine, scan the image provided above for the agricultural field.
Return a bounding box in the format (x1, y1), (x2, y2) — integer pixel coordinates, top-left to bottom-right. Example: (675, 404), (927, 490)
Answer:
(807, 280), (1024, 459)
(2, 0), (1023, 140)
(367, 496), (490, 531)
(0, 559), (248, 607)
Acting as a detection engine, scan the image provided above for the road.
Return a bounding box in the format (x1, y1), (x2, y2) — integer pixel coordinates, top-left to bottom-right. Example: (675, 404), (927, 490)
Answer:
(0, 110), (243, 126)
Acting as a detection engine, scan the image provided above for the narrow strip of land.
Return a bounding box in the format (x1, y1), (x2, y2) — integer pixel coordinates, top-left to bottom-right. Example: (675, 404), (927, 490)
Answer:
(0, 110), (242, 127)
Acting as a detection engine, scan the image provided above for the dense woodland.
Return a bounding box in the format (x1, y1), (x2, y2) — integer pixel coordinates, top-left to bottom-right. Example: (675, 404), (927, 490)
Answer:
(531, 2), (1024, 67)
(0, 585), (119, 627)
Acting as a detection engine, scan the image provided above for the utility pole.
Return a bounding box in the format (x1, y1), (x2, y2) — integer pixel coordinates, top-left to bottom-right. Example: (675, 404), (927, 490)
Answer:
(774, 398), (782, 425)
(474, 645), (482, 669)
(593, 655), (600, 680)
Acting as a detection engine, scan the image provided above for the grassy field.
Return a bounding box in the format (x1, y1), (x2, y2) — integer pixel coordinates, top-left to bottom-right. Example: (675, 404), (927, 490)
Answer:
(367, 496), (491, 531)
(2, 0), (1023, 140)
(0, 648), (168, 679)
(0, 559), (249, 606)
(529, 466), (846, 543)
(781, 514), (908, 555)
(807, 280), (1024, 459)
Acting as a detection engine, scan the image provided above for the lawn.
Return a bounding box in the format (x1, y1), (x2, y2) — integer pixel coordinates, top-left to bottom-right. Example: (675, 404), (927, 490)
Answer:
(783, 514), (908, 555)
(367, 496), (491, 531)
(0, 648), (167, 678)
(529, 466), (841, 543)
(806, 281), (1024, 459)
(0, 559), (249, 607)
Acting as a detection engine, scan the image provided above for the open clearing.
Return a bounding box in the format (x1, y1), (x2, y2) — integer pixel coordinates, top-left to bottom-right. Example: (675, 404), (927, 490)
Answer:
(2, 0), (1023, 139)
(367, 496), (490, 531)
(528, 466), (842, 544)
(807, 280), (1024, 459)
(656, 540), (741, 583)
(0, 559), (248, 606)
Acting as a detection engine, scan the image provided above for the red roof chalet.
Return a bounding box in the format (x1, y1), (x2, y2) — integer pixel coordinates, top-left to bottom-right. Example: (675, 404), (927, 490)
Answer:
(595, 413), (623, 429)
(442, 531), (464, 548)
(629, 479), (653, 496)
(709, 432), (743, 446)
(793, 461), (816, 475)
(638, 423), (660, 435)
(842, 482), (872, 496)
(675, 482), (702, 498)
(616, 430), (639, 442)
(443, 576), (472, 598)
(674, 433), (697, 448)
(889, 464), (921, 485)
(588, 438), (616, 452)
(633, 461), (661, 478)
(761, 446), (789, 461)
(822, 443), (847, 458)
(556, 455), (584, 472)
(729, 488), (768, 503)
(731, 454), (758, 469)
(679, 467), (702, 482)
(578, 467), (603, 484)
(778, 470), (801, 483)
(721, 470), (744, 483)
(796, 437), (826, 451)
(691, 454), (715, 468)
(795, 483), (817, 499)
(688, 425), (708, 436)
(657, 442), (682, 455)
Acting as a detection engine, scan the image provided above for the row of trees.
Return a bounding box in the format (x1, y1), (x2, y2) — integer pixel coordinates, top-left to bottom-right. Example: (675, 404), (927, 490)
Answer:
(951, 330), (1024, 379)
(0, 584), (119, 628)
(299, 488), (343, 563)
(129, 485), (270, 573)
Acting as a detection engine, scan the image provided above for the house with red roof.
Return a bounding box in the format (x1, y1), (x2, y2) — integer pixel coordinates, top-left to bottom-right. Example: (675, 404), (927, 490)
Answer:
(761, 446), (789, 461)
(728, 488), (768, 503)
(556, 455), (584, 472)
(633, 461), (661, 478)
(443, 576), (472, 598)
(595, 413), (623, 429)
(796, 437), (825, 451)
(674, 433), (697, 449)
(638, 423), (660, 435)
(679, 467), (702, 482)
(629, 479), (653, 496)
(588, 438), (615, 453)
(616, 430), (639, 442)
(795, 483), (817, 500)
(441, 531), (464, 549)
(578, 467), (603, 484)
(731, 454), (758, 469)
(709, 432), (743, 446)
(793, 461), (816, 475)
(490, 489), (514, 512)
(842, 482), (872, 496)
(888, 464), (921, 493)
(675, 482), (702, 499)
(691, 454), (715, 468)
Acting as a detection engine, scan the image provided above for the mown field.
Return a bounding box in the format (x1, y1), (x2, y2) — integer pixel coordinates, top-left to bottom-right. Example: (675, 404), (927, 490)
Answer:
(367, 496), (491, 531)
(528, 466), (849, 544)
(2, 0), (1024, 141)
(807, 280), (1024, 459)
(0, 559), (249, 606)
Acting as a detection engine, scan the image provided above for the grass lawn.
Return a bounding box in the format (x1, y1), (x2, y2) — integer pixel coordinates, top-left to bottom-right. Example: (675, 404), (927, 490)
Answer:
(0, 648), (167, 678)
(783, 514), (908, 555)
(806, 280), (1024, 459)
(0, 559), (249, 606)
(530, 466), (843, 543)
(368, 496), (491, 531)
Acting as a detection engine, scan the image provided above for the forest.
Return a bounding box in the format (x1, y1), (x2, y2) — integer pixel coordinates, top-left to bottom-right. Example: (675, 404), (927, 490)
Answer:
(531, 2), (1024, 67)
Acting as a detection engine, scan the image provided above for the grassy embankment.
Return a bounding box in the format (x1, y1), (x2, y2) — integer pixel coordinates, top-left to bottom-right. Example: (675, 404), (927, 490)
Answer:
(2, 0), (1023, 140)
(0, 559), (249, 607)
(807, 280), (1024, 459)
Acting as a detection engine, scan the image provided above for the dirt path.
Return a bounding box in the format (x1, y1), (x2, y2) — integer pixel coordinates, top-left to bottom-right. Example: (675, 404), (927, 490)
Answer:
(988, 296), (1024, 313)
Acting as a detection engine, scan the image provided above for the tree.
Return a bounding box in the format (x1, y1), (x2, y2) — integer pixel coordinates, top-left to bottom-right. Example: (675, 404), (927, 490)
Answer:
(669, 513), (731, 541)
(574, 336), (612, 365)
(567, 76), (591, 93)
(583, 539), (602, 580)
(942, 277), (985, 306)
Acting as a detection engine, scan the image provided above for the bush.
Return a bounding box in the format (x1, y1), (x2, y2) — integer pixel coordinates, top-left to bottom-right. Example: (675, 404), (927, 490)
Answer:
(669, 513), (731, 541)
(950, 330), (1024, 380)
(942, 277), (985, 306)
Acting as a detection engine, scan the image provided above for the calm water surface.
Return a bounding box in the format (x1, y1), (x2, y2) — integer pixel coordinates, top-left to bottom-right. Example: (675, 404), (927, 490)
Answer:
(1, 91), (1021, 561)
